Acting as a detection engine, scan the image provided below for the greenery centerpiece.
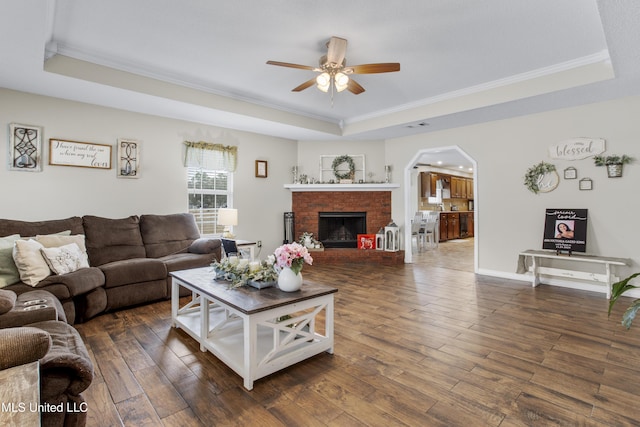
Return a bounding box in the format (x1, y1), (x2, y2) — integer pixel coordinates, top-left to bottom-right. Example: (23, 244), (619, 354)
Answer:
(211, 256), (278, 289)
(593, 154), (632, 178)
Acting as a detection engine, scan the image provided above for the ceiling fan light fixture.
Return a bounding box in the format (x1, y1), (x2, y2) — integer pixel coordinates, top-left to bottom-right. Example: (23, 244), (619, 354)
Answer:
(334, 72), (349, 92)
(316, 72), (331, 92)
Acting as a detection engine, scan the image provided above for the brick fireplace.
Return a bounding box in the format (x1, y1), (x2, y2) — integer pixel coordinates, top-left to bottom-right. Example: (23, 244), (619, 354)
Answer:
(290, 189), (404, 265)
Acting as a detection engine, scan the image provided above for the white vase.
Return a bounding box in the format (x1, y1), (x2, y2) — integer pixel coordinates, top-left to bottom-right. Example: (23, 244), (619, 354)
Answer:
(278, 267), (303, 292)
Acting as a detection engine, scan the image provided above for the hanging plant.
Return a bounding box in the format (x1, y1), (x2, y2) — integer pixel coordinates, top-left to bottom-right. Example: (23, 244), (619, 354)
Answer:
(524, 161), (556, 194)
(332, 155), (356, 180)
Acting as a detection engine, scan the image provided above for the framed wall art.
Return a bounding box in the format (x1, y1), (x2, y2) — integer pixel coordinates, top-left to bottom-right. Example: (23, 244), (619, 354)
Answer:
(8, 123), (43, 172)
(255, 160), (268, 178)
(117, 139), (141, 178)
(49, 139), (111, 169)
(579, 178), (593, 191)
(563, 167), (577, 180)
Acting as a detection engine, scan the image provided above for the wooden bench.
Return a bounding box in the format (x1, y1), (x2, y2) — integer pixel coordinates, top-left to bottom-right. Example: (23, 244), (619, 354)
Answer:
(518, 249), (631, 299)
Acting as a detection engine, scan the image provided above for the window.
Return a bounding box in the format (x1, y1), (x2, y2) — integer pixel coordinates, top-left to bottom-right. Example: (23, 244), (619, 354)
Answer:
(183, 141), (237, 236)
(188, 168), (233, 235)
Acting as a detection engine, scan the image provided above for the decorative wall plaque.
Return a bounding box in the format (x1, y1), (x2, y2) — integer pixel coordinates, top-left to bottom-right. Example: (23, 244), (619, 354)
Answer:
(548, 137), (605, 160)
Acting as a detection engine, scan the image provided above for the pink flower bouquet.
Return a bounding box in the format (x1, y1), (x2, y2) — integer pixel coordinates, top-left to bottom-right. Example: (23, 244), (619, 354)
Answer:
(273, 242), (313, 275)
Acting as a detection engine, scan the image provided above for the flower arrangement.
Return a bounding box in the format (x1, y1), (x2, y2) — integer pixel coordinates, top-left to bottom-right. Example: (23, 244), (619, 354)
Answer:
(274, 242), (313, 275)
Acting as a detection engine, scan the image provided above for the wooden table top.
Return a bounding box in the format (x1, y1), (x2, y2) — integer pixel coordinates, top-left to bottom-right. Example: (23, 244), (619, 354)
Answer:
(170, 267), (337, 315)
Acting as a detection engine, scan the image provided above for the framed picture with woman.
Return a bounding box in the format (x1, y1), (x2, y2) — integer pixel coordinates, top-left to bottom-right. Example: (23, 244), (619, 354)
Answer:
(542, 209), (588, 254)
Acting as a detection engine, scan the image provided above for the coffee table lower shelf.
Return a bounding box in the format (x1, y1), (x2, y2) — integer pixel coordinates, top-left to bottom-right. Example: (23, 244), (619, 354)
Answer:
(171, 274), (335, 390)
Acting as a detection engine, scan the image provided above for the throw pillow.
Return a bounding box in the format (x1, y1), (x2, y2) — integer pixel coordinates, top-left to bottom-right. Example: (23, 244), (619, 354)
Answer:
(40, 243), (90, 275)
(0, 234), (21, 288)
(13, 239), (52, 286)
(0, 289), (17, 314)
(36, 233), (87, 253)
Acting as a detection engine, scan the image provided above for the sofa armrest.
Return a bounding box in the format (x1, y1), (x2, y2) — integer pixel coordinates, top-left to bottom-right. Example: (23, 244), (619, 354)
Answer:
(29, 320), (94, 397)
(0, 326), (51, 370)
(188, 238), (221, 257)
(37, 267), (105, 298)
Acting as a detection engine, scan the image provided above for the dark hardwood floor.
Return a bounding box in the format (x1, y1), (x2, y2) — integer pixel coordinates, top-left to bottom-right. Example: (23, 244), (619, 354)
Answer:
(75, 239), (640, 426)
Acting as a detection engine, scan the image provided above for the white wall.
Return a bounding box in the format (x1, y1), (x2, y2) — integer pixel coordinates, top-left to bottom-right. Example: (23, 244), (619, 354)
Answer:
(0, 89), (296, 255)
(296, 139), (386, 183)
(386, 95), (640, 278)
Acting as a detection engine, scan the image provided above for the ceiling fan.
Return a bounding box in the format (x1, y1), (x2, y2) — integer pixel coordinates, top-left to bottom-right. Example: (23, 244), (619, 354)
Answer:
(266, 36), (400, 95)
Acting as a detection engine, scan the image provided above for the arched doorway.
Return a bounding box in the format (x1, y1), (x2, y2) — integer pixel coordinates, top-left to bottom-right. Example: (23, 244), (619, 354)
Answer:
(403, 145), (478, 273)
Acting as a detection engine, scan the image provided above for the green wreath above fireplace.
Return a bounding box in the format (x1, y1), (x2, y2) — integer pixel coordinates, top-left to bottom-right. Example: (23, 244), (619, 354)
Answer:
(332, 155), (356, 180)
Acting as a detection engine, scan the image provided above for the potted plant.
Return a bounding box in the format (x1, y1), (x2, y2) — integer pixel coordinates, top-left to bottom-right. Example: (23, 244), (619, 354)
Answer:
(608, 272), (640, 329)
(593, 154), (632, 178)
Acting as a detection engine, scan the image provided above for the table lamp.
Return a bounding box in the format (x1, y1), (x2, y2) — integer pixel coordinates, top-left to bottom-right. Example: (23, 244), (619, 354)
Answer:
(218, 208), (238, 238)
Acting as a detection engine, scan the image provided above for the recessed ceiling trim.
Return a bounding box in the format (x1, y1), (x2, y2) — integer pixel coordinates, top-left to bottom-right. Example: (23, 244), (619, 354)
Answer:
(43, 53), (342, 137)
(345, 50), (612, 125)
(48, 42), (342, 126)
(342, 50), (614, 136)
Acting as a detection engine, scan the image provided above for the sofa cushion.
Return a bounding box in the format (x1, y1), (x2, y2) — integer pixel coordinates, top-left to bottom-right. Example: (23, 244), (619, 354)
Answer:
(0, 216), (84, 238)
(140, 213), (201, 258)
(83, 215), (146, 266)
(0, 234), (21, 288)
(100, 258), (167, 288)
(13, 239), (51, 286)
(0, 289), (17, 314)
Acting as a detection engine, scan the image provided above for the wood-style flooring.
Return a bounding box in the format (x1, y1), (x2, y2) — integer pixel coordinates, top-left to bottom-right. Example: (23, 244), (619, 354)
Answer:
(75, 239), (640, 426)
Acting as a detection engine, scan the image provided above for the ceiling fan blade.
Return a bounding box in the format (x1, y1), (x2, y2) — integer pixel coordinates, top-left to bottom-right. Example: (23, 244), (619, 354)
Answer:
(292, 78), (317, 92)
(345, 63), (401, 74)
(266, 60), (317, 71)
(347, 78), (365, 95)
(326, 36), (348, 65)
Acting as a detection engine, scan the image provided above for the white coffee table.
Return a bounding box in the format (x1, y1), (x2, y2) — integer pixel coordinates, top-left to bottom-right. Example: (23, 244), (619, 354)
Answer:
(170, 267), (337, 390)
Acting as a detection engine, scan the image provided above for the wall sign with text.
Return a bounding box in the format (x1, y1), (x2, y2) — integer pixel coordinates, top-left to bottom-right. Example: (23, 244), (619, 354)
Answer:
(548, 138), (605, 160)
(49, 139), (112, 169)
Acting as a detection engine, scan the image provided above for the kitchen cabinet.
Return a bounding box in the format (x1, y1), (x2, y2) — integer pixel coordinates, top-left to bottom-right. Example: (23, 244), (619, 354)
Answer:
(466, 179), (474, 199)
(460, 212), (474, 238)
(440, 212), (474, 241)
(439, 212), (460, 241)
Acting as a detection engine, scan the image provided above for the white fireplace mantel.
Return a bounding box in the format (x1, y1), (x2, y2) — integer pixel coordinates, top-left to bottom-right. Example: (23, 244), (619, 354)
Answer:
(284, 183), (399, 192)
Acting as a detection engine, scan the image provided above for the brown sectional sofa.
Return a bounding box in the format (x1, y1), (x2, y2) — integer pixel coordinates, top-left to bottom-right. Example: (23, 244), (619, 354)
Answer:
(0, 213), (221, 323)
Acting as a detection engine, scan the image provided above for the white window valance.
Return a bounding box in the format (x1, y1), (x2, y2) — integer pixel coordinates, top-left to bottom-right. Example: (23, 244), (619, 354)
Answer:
(183, 141), (237, 172)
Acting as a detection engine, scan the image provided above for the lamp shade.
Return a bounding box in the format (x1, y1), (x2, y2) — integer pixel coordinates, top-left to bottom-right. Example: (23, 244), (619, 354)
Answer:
(218, 208), (238, 226)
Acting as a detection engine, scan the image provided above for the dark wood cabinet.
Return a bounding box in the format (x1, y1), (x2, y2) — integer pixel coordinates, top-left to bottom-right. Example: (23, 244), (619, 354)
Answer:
(440, 212), (474, 241)
(439, 212), (461, 241)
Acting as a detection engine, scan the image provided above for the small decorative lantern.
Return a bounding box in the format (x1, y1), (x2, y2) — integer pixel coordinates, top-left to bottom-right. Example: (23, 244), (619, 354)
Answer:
(384, 220), (400, 252)
(376, 227), (385, 251)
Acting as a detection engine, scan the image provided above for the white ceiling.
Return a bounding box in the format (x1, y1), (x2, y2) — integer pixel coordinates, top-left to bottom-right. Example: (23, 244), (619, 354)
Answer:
(2, 0), (640, 154)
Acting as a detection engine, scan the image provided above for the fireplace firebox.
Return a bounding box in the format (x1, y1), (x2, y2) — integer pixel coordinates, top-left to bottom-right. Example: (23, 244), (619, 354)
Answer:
(318, 212), (366, 248)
